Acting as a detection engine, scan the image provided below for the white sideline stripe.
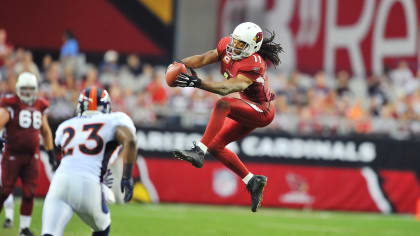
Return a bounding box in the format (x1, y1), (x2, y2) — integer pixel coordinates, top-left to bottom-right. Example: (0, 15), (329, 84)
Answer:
(361, 167), (392, 214)
(259, 221), (401, 235)
(137, 156), (160, 203)
(260, 221), (350, 233)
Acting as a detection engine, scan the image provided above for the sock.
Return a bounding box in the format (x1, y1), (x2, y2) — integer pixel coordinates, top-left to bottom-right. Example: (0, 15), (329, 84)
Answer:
(242, 173), (254, 185)
(201, 99), (230, 146)
(197, 142), (208, 153)
(20, 215), (31, 229)
(4, 194), (14, 220)
(5, 207), (14, 220)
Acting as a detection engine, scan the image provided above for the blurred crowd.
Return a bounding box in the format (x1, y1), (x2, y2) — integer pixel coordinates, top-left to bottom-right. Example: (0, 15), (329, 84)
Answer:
(1, 28), (420, 139)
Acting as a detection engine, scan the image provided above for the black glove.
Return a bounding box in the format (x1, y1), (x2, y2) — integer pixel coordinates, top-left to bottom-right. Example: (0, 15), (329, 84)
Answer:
(47, 150), (59, 171)
(121, 163), (134, 202)
(121, 178), (133, 202)
(0, 137), (5, 152)
(174, 71), (202, 88)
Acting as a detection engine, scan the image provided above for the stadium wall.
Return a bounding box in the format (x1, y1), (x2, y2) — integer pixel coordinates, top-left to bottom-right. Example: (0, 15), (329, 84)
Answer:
(31, 125), (420, 214)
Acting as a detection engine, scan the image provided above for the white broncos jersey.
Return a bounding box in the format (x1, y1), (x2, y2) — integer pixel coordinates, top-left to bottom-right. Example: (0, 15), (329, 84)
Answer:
(54, 112), (136, 182)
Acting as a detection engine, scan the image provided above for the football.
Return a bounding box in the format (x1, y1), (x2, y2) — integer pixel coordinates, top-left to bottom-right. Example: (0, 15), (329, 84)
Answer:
(165, 61), (187, 87)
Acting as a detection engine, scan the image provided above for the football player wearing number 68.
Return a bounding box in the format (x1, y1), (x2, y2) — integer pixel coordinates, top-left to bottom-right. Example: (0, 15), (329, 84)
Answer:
(42, 86), (137, 236)
(0, 72), (58, 236)
(172, 22), (283, 212)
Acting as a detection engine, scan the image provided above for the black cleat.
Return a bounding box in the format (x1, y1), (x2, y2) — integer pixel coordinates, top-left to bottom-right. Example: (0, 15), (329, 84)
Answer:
(3, 218), (12, 228)
(246, 175), (268, 212)
(173, 142), (205, 168)
(19, 227), (34, 236)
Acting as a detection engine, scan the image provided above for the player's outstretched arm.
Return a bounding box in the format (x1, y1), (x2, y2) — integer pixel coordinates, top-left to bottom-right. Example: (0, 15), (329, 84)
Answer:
(41, 114), (59, 170)
(181, 49), (219, 69)
(175, 73), (253, 96)
(115, 125), (137, 202)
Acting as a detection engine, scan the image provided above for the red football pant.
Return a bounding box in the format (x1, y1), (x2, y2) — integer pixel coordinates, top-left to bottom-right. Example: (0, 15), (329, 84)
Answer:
(201, 97), (275, 178)
(0, 152), (39, 216)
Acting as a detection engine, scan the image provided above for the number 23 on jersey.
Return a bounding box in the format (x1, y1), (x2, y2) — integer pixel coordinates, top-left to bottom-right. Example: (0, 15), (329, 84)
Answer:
(61, 123), (104, 156)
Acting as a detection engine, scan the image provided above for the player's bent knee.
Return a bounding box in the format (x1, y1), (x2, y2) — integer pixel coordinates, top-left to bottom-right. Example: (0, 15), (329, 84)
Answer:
(215, 98), (231, 110)
(92, 225), (110, 236)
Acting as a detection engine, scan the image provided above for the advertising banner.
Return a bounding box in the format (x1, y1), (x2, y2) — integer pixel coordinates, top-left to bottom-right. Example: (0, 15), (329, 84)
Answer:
(27, 126), (420, 214)
(218, 0), (420, 75)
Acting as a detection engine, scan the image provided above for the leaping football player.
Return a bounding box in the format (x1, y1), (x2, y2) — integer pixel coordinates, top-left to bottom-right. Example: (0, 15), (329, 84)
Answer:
(172, 22), (283, 212)
(0, 72), (58, 236)
(41, 86), (137, 236)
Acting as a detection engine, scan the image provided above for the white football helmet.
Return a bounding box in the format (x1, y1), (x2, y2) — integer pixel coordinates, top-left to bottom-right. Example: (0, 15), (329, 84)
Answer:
(226, 22), (263, 60)
(16, 72), (38, 105)
(76, 86), (111, 116)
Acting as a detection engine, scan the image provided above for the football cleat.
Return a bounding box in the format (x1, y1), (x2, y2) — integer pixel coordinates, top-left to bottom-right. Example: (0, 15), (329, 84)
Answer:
(19, 227), (34, 236)
(246, 175), (268, 212)
(3, 218), (12, 228)
(173, 142), (205, 168)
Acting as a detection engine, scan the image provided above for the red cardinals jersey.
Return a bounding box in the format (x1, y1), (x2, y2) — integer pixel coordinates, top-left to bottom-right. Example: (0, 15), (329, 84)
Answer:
(0, 94), (49, 155)
(217, 37), (275, 104)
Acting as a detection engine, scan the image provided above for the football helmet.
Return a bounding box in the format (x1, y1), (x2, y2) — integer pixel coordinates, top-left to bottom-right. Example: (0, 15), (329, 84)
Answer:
(226, 22), (263, 60)
(16, 72), (38, 105)
(76, 86), (111, 116)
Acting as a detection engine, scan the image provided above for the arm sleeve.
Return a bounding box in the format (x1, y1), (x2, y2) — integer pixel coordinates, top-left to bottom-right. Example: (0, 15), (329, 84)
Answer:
(40, 98), (50, 114)
(0, 96), (14, 118)
(54, 124), (63, 147)
(0, 95), (11, 108)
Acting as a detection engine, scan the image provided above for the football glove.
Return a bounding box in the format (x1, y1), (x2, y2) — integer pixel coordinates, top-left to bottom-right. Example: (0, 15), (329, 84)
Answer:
(175, 69), (202, 88)
(103, 169), (114, 189)
(47, 150), (59, 171)
(121, 163), (134, 202)
(121, 178), (133, 202)
(0, 137), (5, 152)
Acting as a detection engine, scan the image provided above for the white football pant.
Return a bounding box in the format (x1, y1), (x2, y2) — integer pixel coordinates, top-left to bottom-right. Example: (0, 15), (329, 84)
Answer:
(41, 173), (111, 236)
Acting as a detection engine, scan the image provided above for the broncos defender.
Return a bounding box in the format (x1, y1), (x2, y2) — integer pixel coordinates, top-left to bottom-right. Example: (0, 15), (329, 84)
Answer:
(42, 86), (137, 236)
(173, 22), (282, 212)
(0, 72), (58, 236)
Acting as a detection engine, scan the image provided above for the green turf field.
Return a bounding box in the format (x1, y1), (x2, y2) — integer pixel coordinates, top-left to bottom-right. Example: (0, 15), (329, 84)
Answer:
(1, 199), (419, 236)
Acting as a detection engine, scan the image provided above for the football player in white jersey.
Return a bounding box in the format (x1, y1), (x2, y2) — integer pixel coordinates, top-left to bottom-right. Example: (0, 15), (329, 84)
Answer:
(41, 86), (137, 236)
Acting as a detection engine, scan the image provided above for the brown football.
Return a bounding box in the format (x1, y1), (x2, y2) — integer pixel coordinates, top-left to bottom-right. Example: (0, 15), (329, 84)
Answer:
(165, 62), (187, 87)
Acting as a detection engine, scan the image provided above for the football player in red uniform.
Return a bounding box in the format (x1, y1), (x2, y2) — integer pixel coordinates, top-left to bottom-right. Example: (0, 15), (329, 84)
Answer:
(0, 72), (58, 236)
(173, 22), (282, 212)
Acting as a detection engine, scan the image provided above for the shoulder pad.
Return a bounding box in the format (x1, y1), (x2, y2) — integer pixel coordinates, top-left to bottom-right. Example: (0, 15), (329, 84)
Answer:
(0, 94), (18, 106)
(217, 36), (231, 56)
(235, 54), (265, 74)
